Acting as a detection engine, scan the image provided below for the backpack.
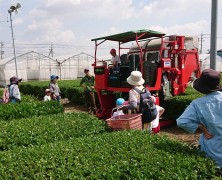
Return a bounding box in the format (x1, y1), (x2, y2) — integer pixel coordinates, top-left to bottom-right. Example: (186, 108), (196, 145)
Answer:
(133, 87), (157, 123)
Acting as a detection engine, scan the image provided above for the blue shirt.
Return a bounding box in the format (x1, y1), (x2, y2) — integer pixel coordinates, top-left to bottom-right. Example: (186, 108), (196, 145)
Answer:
(176, 91), (222, 168)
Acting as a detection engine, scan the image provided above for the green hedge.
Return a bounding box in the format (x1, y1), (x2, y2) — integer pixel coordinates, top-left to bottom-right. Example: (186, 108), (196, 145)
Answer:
(20, 80), (85, 104)
(19, 80), (221, 119)
(0, 100), (64, 121)
(162, 87), (203, 119)
(0, 112), (106, 151)
(0, 88), (3, 97)
(163, 78), (221, 119)
(0, 131), (218, 179)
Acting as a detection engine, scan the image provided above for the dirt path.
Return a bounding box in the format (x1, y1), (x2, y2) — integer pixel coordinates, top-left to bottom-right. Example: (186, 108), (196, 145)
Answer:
(62, 99), (200, 146)
(159, 125), (200, 146)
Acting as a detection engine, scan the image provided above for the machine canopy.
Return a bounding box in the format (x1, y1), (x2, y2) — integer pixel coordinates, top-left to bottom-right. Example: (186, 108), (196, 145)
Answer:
(91, 29), (165, 43)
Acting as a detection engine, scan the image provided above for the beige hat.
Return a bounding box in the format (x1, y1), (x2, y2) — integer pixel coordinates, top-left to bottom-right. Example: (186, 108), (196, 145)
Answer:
(127, 71), (145, 86)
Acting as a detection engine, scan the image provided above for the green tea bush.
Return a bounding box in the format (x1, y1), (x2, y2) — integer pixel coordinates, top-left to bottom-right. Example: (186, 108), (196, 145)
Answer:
(0, 131), (218, 179)
(162, 86), (203, 119)
(0, 112), (106, 150)
(65, 87), (85, 104)
(0, 88), (3, 97)
(0, 100), (64, 121)
(20, 80), (85, 104)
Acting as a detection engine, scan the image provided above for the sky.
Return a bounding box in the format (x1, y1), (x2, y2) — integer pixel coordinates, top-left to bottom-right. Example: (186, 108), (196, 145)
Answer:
(0, 0), (221, 60)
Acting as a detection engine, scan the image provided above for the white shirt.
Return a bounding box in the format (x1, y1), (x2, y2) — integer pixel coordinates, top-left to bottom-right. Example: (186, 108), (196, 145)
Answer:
(111, 55), (121, 64)
(112, 110), (125, 118)
(9, 84), (21, 100)
(44, 95), (51, 101)
(128, 85), (144, 109)
(151, 105), (164, 128)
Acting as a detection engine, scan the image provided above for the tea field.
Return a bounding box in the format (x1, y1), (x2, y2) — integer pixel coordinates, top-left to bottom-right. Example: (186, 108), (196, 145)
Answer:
(0, 112), (219, 179)
(0, 84), (221, 179)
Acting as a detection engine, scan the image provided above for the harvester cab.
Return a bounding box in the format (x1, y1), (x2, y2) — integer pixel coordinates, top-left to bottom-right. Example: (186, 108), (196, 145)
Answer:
(91, 29), (200, 119)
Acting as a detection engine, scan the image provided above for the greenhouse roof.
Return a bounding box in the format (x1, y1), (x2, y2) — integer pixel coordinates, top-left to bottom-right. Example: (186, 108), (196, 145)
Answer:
(0, 51), (56, 65)
(91, 29), (165, 43)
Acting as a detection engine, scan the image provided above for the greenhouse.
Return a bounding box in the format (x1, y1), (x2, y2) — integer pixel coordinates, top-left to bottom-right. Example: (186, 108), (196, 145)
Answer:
(0, 51), (95, 83)
(199, 53), (222, 71)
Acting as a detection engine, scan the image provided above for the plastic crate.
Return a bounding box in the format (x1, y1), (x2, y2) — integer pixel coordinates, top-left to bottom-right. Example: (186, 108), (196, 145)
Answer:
(106, 114), (142, 131)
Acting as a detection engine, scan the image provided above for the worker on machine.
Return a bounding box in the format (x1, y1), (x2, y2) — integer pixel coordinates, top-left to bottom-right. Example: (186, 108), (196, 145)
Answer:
(110, 48), (121, 73)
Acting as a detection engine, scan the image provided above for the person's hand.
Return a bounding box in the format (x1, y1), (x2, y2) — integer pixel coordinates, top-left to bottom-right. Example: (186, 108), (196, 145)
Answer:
(52, 94), (57, 100)
(199, 124), (213, 139)
(118, 105), (126, 111)
(203, 129), (214, 139)
(81, 84), (86, 89)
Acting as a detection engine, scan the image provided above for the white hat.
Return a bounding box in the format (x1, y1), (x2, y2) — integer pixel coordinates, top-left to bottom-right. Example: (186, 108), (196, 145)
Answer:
(127, 71), (145, 86)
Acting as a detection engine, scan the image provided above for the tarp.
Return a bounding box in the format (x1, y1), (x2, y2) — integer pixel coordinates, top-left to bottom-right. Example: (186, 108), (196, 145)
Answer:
(91, 29), (165, 43)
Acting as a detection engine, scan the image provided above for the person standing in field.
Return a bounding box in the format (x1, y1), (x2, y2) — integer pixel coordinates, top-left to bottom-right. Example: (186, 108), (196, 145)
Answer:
(123, 71), (153, 131)
(177, 69), (222, 175)
(9, 76), (22, 103)
(150, 96), (165, 134)
(80, 68), (97, 115)
(49, 75), (61, 101)
(44, 89), (51, 101)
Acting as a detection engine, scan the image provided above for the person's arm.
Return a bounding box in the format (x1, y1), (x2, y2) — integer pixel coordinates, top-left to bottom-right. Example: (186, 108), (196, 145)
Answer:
(117, 55), (121, 65)
(49, 84), (57, 99)
(80, 78), (86, 89)
(91, 76), (95, 89)
(177, 102), (213, 139)
(125, 90), (138, 109)
(49, 83), (54, 93)
(12, 85), (21, 100)
(57, 83), (61, 94)
(159, 106), (165, 117)
(113, 60), (117, 67)
(176, 102), (201, 134)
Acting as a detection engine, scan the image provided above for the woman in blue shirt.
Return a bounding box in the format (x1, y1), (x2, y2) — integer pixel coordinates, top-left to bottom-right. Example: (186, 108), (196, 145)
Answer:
(177, 69), (222, 175)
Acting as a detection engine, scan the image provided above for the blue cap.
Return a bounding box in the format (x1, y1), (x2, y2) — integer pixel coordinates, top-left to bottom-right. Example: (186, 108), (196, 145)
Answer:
(116, 98), (125, 106)
(51, 75), (59, 80)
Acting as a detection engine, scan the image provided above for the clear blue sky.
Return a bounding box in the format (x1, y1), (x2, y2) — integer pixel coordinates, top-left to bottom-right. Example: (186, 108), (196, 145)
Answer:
(0, 0), (221, 59)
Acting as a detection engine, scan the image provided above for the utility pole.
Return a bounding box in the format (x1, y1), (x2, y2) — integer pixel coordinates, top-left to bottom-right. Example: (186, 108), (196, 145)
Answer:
(0, 42), (4, 60)
(48, 43), (54, 57)
(210, 0), (218, 70)
(9, 10), (18, 76)
(200, 33), (203, 54)
(8, 3), (21, 77)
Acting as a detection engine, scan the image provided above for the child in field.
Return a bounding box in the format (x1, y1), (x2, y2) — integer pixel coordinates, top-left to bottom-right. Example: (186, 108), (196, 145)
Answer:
(49, 75), (61, 101)
(151, 96), (165, 133)
(112, 98), (125, 117)
(44, 89), (51, 101)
